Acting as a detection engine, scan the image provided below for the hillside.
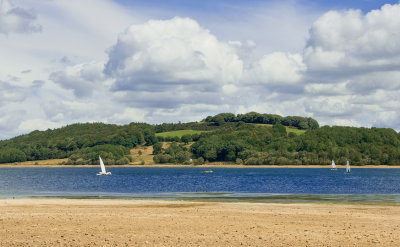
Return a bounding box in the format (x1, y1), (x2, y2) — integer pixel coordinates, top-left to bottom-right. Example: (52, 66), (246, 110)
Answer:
(1, 112), (400, 166)
(0, 122), (156, 165)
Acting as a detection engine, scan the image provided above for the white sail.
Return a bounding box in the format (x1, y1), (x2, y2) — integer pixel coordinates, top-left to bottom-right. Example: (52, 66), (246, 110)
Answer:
(346, 160), (351, 173)
(99, 156), (106, 173)
(97, 156), (111, 175)
(331, 160), (336, 169)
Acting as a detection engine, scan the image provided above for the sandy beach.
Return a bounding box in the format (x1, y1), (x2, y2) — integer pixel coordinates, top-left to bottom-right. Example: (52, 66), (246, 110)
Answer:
(0, 199), (399, 246)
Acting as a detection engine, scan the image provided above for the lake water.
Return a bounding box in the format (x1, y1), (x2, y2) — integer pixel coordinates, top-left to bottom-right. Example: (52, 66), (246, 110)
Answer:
(1, 167), (400, 203)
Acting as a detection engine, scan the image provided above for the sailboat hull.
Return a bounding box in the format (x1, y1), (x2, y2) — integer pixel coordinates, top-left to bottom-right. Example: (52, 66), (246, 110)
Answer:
(96, 172), (112, 175)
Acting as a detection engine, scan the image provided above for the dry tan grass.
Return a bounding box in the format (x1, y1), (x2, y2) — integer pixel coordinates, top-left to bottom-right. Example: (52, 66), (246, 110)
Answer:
(129, 145), (155, 165)
(0, 158), (68, 167)
(128, 142), (194, 165)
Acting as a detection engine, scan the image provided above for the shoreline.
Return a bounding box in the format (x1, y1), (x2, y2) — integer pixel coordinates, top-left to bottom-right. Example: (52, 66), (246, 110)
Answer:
(3, 196), (399, 206)
(2, 194), (400, 204)
(1, 163), (400, 168)
(1, 198), (399, 246)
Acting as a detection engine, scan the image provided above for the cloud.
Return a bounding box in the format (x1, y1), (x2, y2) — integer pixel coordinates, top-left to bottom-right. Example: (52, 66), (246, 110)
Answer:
(345, 71), (400, 93)
(49, 61), (106, 98)
(21, 69), (31, 74)
(297, 2), (400, 130)
(0, 0), (42, 34)
(32, 79), (45, 89)
(0, 109), (25, 137)
(18, 118), (62, 134)
(304, 3), (400, 75)
(105, 17), (243, 84)
(0, 80), (28, 106)
(42, 100), (113, 122)
(305, 81), (349, 96)
(0, 0), (139, 139)
(104, 17), (243, 108)
(144, 103), (234, 124)
(305, 96), (362, 118)
(39, 98), (147, 126)
(244, 52), (306, 93)
(110, 108), (146, 123)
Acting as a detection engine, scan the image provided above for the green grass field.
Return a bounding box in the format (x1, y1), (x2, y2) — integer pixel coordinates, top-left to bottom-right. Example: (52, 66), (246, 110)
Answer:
(155, 130), (206, 138)
(156, 126), (305, 138)
(255, 124), (306, 135)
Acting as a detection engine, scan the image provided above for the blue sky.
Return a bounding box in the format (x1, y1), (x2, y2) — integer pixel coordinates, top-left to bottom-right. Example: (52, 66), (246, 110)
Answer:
(0, 0), (400, 139)
(115, 0), (396, 10)
(115, 0), (399, 15)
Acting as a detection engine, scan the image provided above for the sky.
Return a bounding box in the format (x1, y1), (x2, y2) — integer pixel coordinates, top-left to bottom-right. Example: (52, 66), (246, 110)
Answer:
(1, 0), (400, 139)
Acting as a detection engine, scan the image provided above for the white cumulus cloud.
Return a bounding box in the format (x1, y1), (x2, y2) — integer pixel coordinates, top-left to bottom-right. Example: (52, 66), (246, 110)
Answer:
(304, 3), (400, 74)
(104, 16), (243, 108)
(245, 52), (306, 86)
(299, 2), (400, 130)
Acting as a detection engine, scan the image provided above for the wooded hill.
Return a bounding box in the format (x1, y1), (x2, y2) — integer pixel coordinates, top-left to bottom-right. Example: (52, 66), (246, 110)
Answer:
(1, 112), (400, 166)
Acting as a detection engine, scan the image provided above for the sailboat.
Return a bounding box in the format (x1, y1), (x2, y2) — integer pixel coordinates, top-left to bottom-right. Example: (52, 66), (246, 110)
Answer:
(97, 156), (111, 175)
(331, 160), (337, 170)
(346, 160), (351, 173)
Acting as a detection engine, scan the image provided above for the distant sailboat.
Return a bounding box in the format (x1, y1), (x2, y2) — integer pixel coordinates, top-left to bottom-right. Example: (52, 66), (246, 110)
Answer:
(346, 160), (351, 173)
(331, 160), (337, 170)
(97, 156), (111, 175)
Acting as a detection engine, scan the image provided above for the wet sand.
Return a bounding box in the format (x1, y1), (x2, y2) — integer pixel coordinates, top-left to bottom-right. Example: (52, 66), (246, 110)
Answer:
(0, 198), (399, 246)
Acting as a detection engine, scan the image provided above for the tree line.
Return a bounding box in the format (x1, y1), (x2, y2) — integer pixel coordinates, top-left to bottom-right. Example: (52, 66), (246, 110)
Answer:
(203, 112), (319, 130)
(186, 124), (400, 166)
(1, 112), (400, 166)
(0, 122), (155, 164)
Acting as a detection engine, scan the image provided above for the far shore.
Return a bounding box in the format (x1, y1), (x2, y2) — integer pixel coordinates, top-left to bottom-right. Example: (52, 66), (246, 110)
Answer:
(1, 163), (400, 168)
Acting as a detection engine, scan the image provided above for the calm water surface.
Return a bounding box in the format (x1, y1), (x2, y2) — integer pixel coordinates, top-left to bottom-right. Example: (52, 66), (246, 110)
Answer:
(1, 167), (399, 203)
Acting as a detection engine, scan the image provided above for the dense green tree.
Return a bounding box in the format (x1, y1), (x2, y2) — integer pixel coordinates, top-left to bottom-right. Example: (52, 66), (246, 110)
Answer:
(180, 134), (192, 144)
(65, 144), (130, 165)
(0, 148), (27, 163)
(154, 142), (191, 164)
(153, 142), (163, 155)
(204, 112), (319, 130)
